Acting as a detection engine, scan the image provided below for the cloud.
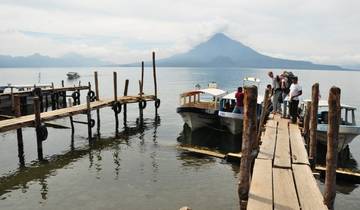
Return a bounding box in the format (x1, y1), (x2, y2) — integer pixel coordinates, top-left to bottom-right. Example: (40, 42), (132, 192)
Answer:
(0, 0), (359, 65)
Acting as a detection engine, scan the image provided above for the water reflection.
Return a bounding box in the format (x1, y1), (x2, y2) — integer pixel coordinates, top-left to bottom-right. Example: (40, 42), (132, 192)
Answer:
(0, 115), (161, 201)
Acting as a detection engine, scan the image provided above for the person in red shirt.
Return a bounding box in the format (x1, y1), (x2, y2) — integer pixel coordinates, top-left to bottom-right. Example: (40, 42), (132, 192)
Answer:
(233, 87), (244, 113)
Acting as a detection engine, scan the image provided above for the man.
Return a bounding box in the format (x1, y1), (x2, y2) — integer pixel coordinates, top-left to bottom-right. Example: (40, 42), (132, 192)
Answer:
(233, 87), (244, 113)
(268, 71), (282, 113)
(289, 77), (302, 123)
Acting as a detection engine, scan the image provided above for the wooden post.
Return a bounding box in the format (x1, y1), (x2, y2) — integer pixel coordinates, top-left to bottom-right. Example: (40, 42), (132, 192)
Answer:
(324, 87), (341, 209)
(238, 85), (258, 209)
(34, 97), (43, 161)
(86, 96), (92, 141)
(256, 88), (270, 148)
(94, 71), (100, 136)
(141, 61), (144, 94)
(152, 52), (158, 99)
(10, 87), (14, 112)
(303, 101), (311, 151)
(14, 96), (25, 166)
(309, 83), (319, 168)
(61, 80), (64, 87)
(94, 71), (99, 101)
(123, 79), (129, 126)
(45, 93), (49, 111)
(68, 98), (74, 134)
(113, 71), (118, 102)
(139, 80), (144, 124)
(113, 71), (119, 132)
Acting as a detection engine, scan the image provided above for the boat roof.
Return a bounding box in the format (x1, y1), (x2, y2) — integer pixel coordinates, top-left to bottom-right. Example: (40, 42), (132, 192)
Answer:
(303, 99), (356, 110)
(243, 77), (261, 83)
(180, 88), (227, 97)
(222, 91), (263, 104)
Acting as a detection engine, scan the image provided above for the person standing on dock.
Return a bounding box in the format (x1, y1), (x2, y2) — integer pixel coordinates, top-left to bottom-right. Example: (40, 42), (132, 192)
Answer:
(268, 71), (282, 114)
(233, 87), (244, 113)
(289, 76), (302, 123)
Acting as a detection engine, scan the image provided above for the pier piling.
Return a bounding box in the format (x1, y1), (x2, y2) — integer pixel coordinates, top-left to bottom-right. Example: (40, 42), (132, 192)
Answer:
(94, 71), (100, 137)
(324, 87), (341, 209)
(238, 85), (258, 209)
(123, 79), (129, 126)
(14, 96), (25, 165)
(309, 83), (319, 168)
(113, 71), (119, 132)
(256, 88), (270, 148)
(34, 97), (44, 161)
(86, 95), (92, 142)
(303, 101), (311, 151)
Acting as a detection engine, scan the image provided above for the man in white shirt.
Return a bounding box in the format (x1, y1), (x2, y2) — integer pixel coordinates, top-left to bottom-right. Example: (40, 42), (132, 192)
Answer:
(289, 77), (302, 123)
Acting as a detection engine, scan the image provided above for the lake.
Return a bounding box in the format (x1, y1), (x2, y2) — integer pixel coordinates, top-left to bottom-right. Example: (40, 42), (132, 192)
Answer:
(0, 67), (359, 210)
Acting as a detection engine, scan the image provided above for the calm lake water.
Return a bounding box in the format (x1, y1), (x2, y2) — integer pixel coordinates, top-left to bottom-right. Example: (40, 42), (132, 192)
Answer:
(0, 67), (359, 210)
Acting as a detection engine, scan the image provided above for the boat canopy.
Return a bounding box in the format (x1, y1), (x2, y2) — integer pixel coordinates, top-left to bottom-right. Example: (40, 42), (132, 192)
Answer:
(222, 91), (263, 104)
(180, 88), (227, 97)
(303, 99), (356, 110)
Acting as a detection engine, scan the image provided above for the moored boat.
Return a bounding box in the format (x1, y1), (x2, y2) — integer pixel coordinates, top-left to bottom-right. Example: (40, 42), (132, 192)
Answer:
(301, 100), (360, 151)
(176, 83), (226, 131)
(66, 72), (80, 80)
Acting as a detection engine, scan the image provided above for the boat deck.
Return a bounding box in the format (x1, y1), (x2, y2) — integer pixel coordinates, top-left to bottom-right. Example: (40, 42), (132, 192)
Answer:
(247, 115), (327, 210)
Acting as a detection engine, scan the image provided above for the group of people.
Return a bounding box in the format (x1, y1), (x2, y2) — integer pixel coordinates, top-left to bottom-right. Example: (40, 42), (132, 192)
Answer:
(268, 71), (302, 123)
(230, 70), (302, 124)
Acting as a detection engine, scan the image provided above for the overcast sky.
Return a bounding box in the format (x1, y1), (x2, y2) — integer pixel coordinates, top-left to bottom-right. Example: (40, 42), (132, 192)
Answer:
(0, 0), (359, 67)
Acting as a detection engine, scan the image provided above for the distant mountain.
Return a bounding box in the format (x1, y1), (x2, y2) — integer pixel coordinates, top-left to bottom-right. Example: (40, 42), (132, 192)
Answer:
(125, 33), (343, 70)
(0, 53), (110, 68)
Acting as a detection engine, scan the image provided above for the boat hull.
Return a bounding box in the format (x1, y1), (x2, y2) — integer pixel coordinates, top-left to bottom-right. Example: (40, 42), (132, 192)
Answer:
(218, 111), (243, 134)
(176, 107), (218, 131)
(317, 124), (360, 152)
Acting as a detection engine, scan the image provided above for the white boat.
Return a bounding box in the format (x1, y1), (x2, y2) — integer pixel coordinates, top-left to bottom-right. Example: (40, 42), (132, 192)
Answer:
(66, 72), (80, 80)
(176, 83), (227, 131)
(301, 100), (360, 151)
(218, 77), (263, 134)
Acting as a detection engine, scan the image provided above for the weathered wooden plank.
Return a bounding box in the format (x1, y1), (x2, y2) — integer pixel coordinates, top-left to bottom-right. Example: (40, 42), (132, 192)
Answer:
(0, 95), (156, 132)
(273, 168), (300, 210)
(258, 120), (278, 160)
(289, 123), (310, 165)
(274, 119), (291, 168)
(247, 159), (273, 210)
(177, 146), (226, 158)
(293, 164), (328, 210)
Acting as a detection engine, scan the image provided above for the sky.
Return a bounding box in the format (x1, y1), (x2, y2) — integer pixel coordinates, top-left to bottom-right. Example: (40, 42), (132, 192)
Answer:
(0, 0), (359, 67)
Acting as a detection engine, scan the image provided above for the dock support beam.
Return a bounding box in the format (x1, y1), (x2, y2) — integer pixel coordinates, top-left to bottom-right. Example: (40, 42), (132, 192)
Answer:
(303, 101), (311, 151)
(238, 85), (258, 209)
(256, 88), (270, 148)
(113, 71), (119, 132)
(86, 95), (92, 142)
(309, 83), (319, 168)
(123, 79), (129, 127)
(94, 71), (100, 137)
(152, 52), (158, 116)
(324, 87), (340, 209)
(34, 97), (44, 161)
(14, 96), (25, 166)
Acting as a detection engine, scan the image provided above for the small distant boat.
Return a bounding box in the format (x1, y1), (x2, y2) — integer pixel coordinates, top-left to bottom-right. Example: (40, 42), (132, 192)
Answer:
(66, 72), (80, 80)
(176, 83), (227, 131)
(301, 100), (360, 152)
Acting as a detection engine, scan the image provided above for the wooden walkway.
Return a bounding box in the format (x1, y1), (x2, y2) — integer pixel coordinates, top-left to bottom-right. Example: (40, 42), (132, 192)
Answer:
(247, 116), (327, 210)
(0, 95), (155, 132)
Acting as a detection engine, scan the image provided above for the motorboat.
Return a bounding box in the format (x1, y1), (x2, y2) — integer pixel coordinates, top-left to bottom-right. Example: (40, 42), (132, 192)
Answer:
(218, 77), (262, 134)
(301, 100), (360, 151)
(176, 83), (227, 131)
(66, 72), (80, 80)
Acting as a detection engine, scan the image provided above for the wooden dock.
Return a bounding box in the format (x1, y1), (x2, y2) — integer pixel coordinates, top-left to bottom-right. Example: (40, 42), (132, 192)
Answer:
(247, 116), (327, 210)
(0, 95), (155, 133)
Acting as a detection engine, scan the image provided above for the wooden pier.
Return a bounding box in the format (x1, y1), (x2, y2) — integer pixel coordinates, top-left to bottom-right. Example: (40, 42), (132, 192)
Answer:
(0, 52), (161, 165)
(247, 115), (327, 210)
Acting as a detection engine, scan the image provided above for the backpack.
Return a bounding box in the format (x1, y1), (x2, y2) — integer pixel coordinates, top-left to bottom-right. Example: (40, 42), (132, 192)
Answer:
(282, 71), (296, 94)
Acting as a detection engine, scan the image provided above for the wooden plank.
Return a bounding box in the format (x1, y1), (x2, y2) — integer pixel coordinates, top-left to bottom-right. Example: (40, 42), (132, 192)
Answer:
(177, 146), (226, 158)
(289, 123), (310, 165)
(273, 168), (300, 210)
(0, 95), (156, 132)
(247, 159), (273, 210)
(258, 120), (278, 160)
(274, 119), (291, 168)
(293, 164), (328, 210)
